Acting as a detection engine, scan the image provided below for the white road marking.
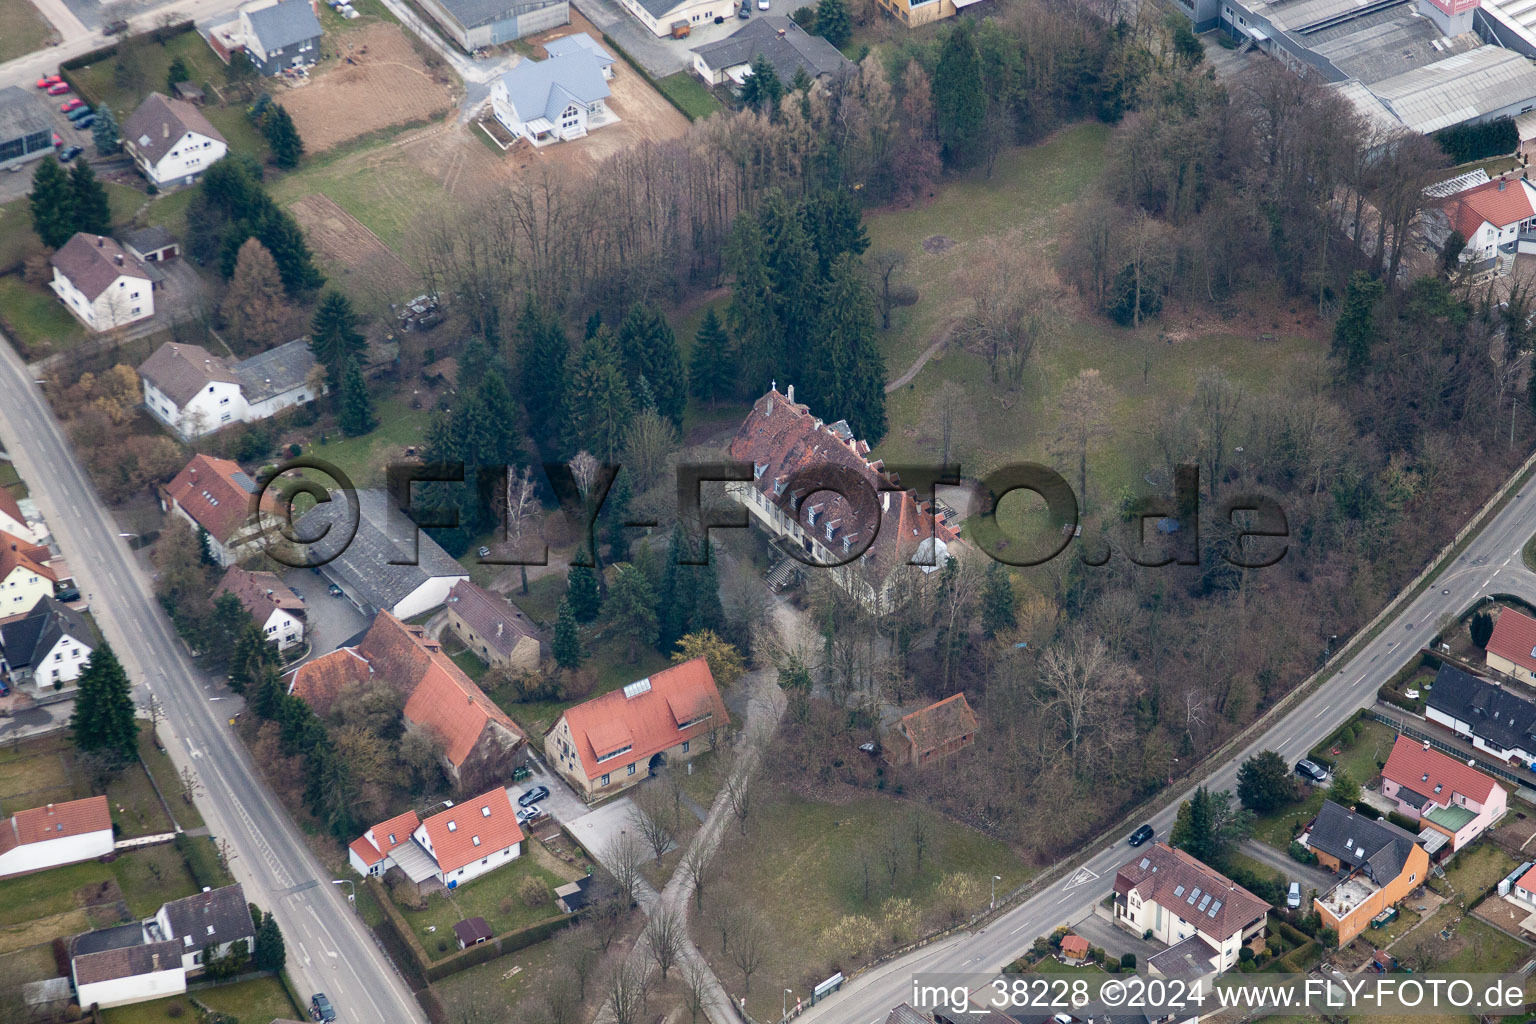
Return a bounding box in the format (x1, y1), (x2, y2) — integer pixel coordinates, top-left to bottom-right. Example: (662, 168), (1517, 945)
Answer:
(1313, 706), (1329, 719)
(1065, 866), (1100, 889)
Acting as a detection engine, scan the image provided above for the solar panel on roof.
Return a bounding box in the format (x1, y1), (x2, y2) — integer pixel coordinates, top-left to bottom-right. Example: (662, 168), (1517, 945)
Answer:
(1187, 887), (1200, 904)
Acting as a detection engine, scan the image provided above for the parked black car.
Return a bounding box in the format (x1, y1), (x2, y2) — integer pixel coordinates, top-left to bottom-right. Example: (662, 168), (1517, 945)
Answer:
(518, 785), (549, 807)
(1295, 758), (1328, 783)
(59, 145), (82, 162)
(1128, 823), (1154, 846)
(103, 19), (129, 35)
(74, 115), (95, 130)
(310, 993), (336, 1022)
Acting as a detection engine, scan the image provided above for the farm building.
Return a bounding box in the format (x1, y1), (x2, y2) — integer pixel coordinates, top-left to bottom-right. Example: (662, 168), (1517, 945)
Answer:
(0, 796), (114, 879)
(691, 17), (851, 87)
(71, 934), (186, 1010)
(0, 86), (54, 172)
(416, 0), (568, 49)
(490, 35), (615, 146)
(616, 0), (735, 37)
(443, 580), (542, 673)
(883, 693), (978, 767)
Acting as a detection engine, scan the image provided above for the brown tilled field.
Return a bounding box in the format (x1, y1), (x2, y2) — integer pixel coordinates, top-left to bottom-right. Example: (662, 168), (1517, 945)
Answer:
(289, 192), (413, 286)
(278, 23), (455, 152)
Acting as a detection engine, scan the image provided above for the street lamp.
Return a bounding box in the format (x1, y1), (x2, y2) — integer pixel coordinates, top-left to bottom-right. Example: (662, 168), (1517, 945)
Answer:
(784, 988), (794, 1019)
(991, 875), (1002, 910)
(332, 879), (355, 905)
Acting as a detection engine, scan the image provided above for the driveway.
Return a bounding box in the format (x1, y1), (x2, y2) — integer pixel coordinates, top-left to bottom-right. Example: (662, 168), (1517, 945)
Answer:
(282, 567), (369, 659)
(564, 792), (646, 866)
(1068, 909), (1164, 964)
(569, 0), (696, 77)
(1239, 837), (1340, 895)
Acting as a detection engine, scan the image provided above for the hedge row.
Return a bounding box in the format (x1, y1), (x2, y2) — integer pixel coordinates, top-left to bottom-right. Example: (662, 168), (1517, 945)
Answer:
(1435, 117), (1518, 165)
(1272, 940), (1320, 974)
(1273, 919), (1310, 947)
(59, 21), (195, 72)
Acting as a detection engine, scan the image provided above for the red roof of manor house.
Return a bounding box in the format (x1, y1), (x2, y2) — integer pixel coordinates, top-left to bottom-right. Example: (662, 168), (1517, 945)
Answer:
(729, 387), (956, 577)
(349, 809), (422, 868)
(161, 454), (275, 545)
(1487, 606), (1536, 676)
(553, 658), (728, 781)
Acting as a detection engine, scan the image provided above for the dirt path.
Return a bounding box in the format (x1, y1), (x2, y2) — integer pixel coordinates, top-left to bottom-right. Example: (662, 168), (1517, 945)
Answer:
(886, 324), (952, 393)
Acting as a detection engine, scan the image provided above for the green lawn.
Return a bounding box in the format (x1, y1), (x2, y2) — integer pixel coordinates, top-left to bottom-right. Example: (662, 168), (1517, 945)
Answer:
(268, 146), (440, 267)
(0, 732), (183, 837)
(0, 942), (58, 987)
(0, 2), (57, 63)
(1434, 841), (1516, 901)
(705, 786), (1032, 1020)
(0, 859), (112, 928)
(0, 733), (76, 813)
(656, 72), (723, 120)
(0, 843), (199, 930)
(393, 855), (569, 959)
(0, 196), (45, 274)
(140, 734), (205, 830)
(1028, 955), (1110, 975)
(432, 919), (574, 1009)
(1250, 718), (1398, 851)
(307, 394), (436, 487)
(102, 976), (302, 1024)
(108, 842), (202, 919)
(0, 274), (86, 360)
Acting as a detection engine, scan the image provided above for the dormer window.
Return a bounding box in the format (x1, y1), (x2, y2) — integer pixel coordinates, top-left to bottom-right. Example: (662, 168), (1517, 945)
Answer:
(773, 477), (786, 496)
(754, 462), (767, 480)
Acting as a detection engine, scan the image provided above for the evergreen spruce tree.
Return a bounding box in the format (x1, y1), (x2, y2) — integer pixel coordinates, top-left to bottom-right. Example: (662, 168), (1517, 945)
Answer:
(616, 303), (687, 427)
(601, 469), (634, 563)
(249, 664), (285, 720)
(688, 308), (735, 408)
(338, 359), (376, 436)
(725, 212), (781, 396)
(585, 309), (603, 339)
(980, 561), (1016, 638)
(933, 21), (986, 170)
(69, 161), (110, 239)
(518, 301), (571, 454)
(608, 564), (659, 661)
(759, 191), (820, 384)
(1331, 271), (1383, 380)
(92, 106), (121, 155)
(562, 327), (634, 461)
(253, 911), (287, 971)
(262, 104), (304, 169)
(567, 563), (601, 623)
(738, 54), (783, 111)
(693, 550), (724, 635)
(29, 157), (75, 249)
(70, 644), (138, 763)
(808, 254), (887, 444)
(553, 598), (584, 671)
(657, 526), (698, 653)
(799, 189), (869, 274)
(815, 0), (851, 48)
(167, 56), (191, 91)
(309, 290), (367, 393)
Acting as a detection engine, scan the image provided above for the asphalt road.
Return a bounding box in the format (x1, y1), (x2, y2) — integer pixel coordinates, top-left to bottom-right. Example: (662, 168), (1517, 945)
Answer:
(798, 468), (1536, 1024)
(0, 332), (427, 1024)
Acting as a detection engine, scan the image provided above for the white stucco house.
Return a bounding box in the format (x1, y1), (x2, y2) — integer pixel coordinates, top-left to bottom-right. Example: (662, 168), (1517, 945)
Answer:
(49, 234), (155, 332)
(140, 339), (323, 440)
(617, 0), (733, 36)
(0, 529), (57, 616)
(0, 594), (93, 693)
(0, 488), (38, 545)
(159, 454), (279, 568)
(413, 788), (523, 887)
(73, 937), (186, 1011)
(0, 796), (114, 879)
(148, 884), (257, 972)
(123, 93), (228, 188)
(491, 35), (615, 147)
(213, 565), (306, 651)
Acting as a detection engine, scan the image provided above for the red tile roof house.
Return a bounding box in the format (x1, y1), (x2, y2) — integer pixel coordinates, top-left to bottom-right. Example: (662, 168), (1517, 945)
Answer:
(289, 612), (527, 791)
(213, 565), (305, 651)
(347, 808), (424, 880)
(1380, 735), (1507, 853)
(443, 580), (542, 673)
(546, 657), (729, 800)
(1441, 174), (1536, 272)
(1112, 843), (1271, 979)
(158, 454), (279, 567)
(884, 692), (978, 768)
(729, 385), (959, 613)
(0, 795), (114, 879)
(1484, 606), (1536, 686)
(411, 788), (524, 888)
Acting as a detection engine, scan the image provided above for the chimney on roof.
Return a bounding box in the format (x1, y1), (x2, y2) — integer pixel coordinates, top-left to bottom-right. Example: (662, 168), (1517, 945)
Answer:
(496, 622), (504, 638)
(96, 237), (104, 247)
(152, 952), (160, 970)
(114, 254), (123, 267)
(46, 803), (54, 813)
(1423, 739), (1431, 750)
(787, 384), (795, 403)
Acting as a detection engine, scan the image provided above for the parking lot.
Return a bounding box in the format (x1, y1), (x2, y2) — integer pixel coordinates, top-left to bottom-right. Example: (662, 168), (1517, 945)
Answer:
(0, 80), (105, 203)
(282, 567), (370, 659)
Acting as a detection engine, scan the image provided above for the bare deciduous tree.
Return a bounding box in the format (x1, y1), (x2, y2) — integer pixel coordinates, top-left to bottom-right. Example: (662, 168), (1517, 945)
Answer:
(870, 249), (906, 330)
(501, 464), (543, 594)
(680, 841), (714, 912)
(629, 785), (677, 863)
(724, 761), (754, 835)
(606, 834), (645, 906)
(728, 909), (769, 994)
(551, 921), (598, 999)
(955, 232), (1055, 388)
(645, 902), (685, 980)
(603, 957), (650, 1024)
(681, 956), (712, 1024)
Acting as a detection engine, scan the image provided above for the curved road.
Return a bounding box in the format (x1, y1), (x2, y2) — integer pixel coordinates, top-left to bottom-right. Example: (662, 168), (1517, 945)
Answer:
(0, 332), (427, 1024)
(799, 472), (1536, 1024)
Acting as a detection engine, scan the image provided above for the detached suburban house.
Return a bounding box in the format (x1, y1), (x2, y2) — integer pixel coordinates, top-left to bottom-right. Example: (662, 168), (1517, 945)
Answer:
(290, 612), (526, 789)
(226, 0), (324, 75)
(0, 595), (93, 693)
(140, 339), (323, 440)
(213, 565), (306, 651)
(691, 17), (852, 87)
(1484, 606), (1536, 685)
(159, 454), (279, 567)
(49, 233), (155, 332)
(71, 934), (186, 1011)
(618, 0), (734, 36)
(148, 884), (256, 972)
(874, 0), (975, 27)
(1426, 661), (1536, 765)
(491, 35), (615, 147)
(884, 692), (978, 767)
(0, 487), (39, 544)
(415, 0), (568, 49)
(350, 791), (524, 888)
(1303, 801), (1429, 945)
(546, 657), (728, 799)
(1439, 173), (1536, 274)
(729, 386), (958, 613)
(443, 580), (542, 672)
(1380, 735), (1507, 852)
(0, 529), (57, 614)
(295, 489), (468, 620)
(0, 795), (114, 879)
(123, 93), (228, 188)
(1112, 842), (1270, 980)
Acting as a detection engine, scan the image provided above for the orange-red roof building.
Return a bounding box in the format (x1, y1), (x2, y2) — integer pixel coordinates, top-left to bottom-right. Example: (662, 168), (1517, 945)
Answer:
(158, 454), (276, 567)
(885, 693), (978, 768)
(0, 795), (115, 878)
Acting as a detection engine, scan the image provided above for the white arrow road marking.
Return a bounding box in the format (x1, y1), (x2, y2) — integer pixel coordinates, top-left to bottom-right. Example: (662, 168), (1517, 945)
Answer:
(1065, 866), (1100, 889)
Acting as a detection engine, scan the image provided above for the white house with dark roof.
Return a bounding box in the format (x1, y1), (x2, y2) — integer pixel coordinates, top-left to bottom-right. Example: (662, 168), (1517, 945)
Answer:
(691, 17), (852, 87)
(140, 339), (322, 439)
(148, 884), (256, 972)
(122, 93), (228, 187)
(543, 33), (615, 77)
(415, 0), (567, 49)
(0, 594), (93, 693)
(618, 0), (734, 36)
(213, 565), (305, 650)
(491, 37), (615, 146)
(49, 234), (155, 332)
(295, 489), (469, 619)
(72, 933), (186, 1010)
